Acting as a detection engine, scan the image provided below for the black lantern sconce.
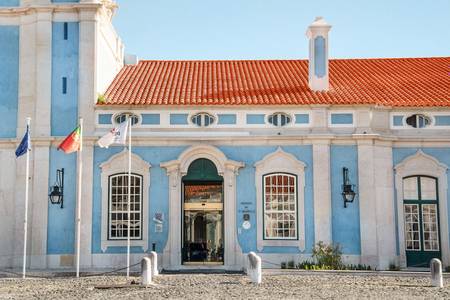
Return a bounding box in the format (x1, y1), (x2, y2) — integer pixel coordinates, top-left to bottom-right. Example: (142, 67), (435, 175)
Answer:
(342, 167), (356, 208)
(49, 168), (64, 208)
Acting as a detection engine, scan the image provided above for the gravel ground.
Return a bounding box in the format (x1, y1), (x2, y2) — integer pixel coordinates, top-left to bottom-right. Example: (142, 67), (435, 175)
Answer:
(0, 272), (449, 300)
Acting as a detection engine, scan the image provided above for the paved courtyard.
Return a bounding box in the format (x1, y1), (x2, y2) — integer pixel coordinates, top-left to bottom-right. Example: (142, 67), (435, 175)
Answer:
(0, 272), (449, 299)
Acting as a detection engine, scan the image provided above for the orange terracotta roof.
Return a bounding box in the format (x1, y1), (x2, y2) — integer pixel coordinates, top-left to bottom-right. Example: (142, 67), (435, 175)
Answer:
(102, 57), (450, 107)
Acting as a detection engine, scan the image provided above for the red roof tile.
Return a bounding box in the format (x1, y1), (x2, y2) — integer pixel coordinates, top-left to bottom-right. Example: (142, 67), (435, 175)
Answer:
(102, 57), (450, 107)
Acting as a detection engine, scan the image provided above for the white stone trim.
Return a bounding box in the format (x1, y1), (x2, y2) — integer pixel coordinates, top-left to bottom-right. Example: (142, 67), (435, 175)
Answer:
(394, 150), (450, 267)
(312, 142), (332, 244)
(254, 147), (306, 251)
(160, 145), (244, 270)
(99, 150), (151, 252)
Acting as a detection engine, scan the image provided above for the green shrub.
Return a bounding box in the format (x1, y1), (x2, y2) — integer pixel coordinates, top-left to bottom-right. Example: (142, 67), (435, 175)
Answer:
(97, 94), (107, 104)
(280, 262), (287, 269)
(312, 241), (343, 269)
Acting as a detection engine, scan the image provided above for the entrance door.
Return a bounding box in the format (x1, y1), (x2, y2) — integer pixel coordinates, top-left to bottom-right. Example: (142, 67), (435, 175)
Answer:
(403, 176), (441, 267)
(182, 183), (224, 265)
(181, 158), (224, 265)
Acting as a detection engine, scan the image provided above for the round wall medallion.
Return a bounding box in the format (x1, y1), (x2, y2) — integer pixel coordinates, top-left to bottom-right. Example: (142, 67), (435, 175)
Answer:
(242, 221), (251, 230)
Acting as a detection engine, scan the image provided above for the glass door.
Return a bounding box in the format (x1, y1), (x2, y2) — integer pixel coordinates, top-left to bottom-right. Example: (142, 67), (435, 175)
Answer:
(403, 176), (441, 267)
(182, 183), (224, 265)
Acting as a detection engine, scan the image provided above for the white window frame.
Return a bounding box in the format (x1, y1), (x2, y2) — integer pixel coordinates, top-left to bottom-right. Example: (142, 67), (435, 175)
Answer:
(254, 147), (306, 251)
(189, 112), (216, 127)
(100, 150), (151, 252)
(267, 112), (293, 127)
(108, 173), (143, 240)
(263, 173), (298, 240)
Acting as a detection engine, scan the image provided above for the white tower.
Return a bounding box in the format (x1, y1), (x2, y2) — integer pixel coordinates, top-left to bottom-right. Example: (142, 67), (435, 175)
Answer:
(306, 17), (332, 91)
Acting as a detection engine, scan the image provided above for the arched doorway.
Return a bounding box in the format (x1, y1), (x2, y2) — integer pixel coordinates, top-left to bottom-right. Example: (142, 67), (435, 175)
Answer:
(182, 159), (224, 265)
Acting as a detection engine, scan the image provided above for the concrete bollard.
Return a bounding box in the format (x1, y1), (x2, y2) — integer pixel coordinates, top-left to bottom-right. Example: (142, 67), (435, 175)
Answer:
(149, 251), (159, 277)
(141, 257), (152, 286)
(430, 258), (443, 288)
(247, 252), (262, 284)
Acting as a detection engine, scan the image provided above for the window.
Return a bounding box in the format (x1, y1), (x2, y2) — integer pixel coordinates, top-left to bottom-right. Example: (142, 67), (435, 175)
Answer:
(406, 114), (431, 128)
(263, 173), (297, 239)
(63, 22), (68, 40)
(114, 113), (139, 126)
(100, 151), (150, 252)
(191, 112), (215, 127)
(268, 113), (292, 127)
(108, 173), (143, 240)
(62, 77), (67, 94)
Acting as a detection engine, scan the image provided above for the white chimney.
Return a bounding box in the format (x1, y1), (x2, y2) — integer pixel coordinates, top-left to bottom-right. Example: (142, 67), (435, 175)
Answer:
(306, 17), (331, 91)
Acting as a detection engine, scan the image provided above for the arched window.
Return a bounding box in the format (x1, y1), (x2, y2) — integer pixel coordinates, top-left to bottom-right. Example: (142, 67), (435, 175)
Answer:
(114, 113), (139, 126)
(405, 114), (431, 128)
(108, 173), (143, 240)
(263, 173), (297, 239)
(268, 112), (292, 127)
(191, 112), (215, 127)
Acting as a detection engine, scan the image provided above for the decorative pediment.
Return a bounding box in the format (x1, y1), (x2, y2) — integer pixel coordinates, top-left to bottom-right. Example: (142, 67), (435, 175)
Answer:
(100, 150), (151, 175)
(395, 150), (447, 177)
(255, 147), (306, 174)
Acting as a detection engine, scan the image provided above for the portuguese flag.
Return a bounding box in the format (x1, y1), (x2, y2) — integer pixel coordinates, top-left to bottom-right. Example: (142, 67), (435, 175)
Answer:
(58, 125), (81, 154)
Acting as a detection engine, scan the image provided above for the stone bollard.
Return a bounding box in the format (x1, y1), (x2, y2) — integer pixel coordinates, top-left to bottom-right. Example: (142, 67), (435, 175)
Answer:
(141, 257), (152, 286)
(430, 258), (443, 288)
(247, 252), (262, 284)
(149, 251), (159, 277)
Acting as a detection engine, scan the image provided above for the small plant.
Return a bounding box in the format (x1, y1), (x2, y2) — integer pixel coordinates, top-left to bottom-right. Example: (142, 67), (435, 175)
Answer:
(312, 241), (343, 269)
(445, 266), (450, 273)
(389, 262), (400, 271)
(280, 262), (287, 269)
(287, 260), (295, 269)
(97, 93), (107, 104)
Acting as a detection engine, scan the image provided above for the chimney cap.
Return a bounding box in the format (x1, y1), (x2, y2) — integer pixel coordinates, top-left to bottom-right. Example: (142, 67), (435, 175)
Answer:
(306, 16), (331, 38)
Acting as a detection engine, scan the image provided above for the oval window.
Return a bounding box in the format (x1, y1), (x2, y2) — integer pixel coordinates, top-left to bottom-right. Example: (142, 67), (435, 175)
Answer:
(191, 113), (215, 127)
(268, 113), (292, 127)
(405, 114), (431, 128)
(114, 113), (139, 126)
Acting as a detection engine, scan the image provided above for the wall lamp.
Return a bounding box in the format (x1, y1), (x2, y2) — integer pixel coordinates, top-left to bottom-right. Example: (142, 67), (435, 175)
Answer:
(341, 167), (356, 208)
(49, 168), (64, 209)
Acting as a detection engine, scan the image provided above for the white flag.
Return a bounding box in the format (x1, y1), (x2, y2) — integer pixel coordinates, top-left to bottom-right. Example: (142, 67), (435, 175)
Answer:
(97, 121), (128, 148)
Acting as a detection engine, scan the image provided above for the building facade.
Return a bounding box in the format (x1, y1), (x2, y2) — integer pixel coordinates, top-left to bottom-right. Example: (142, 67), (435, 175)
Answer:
(0, 0), (450, 271)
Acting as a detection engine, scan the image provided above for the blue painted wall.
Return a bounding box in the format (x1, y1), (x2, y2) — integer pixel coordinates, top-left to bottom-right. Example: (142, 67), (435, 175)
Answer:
(51, 22), (79, 136)
(218, 114), (237, 125)
(92, 146), (187, 254)
(141, 114), (160, 125)
(48, 144), (366, 256)
(393, 148), (450, 256)
(435, 116), (450, 126)
(314, 36), (326, 78)
(170, 114), (188, 125)
(330, 145), (361, 254)
(219, 146), (315, 254)
(246, 114), (265, 124)
(0, 26), (19, 138)
(0, 0), (19, 6)
(98, 114), (112, 125)
(331, 113), (353, 125)
(47, 148), (77, 254)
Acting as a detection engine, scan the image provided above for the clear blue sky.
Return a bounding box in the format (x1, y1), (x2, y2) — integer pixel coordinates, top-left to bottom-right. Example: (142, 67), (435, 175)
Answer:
(113, 0), (450, 60)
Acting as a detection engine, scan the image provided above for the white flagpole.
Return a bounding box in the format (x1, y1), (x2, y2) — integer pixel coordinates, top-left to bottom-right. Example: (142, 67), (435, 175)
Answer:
(22, 117), (31, 279)
(126, 116), (132, 279)
(75, 118), (83, 278)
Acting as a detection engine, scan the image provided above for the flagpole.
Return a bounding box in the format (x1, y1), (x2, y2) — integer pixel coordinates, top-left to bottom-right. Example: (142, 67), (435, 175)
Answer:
(126, 116), (132, 280)
(75, 118), (83, 278)
(22, 117), (31, 279)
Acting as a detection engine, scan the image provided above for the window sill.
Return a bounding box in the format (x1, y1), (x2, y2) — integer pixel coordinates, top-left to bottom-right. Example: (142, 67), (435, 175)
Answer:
(101, 239), (148, 253)
(258, 239), (304, 250)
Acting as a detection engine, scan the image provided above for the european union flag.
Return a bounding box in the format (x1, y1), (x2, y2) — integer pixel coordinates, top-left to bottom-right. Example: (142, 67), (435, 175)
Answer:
(15, 126), (31, 158)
